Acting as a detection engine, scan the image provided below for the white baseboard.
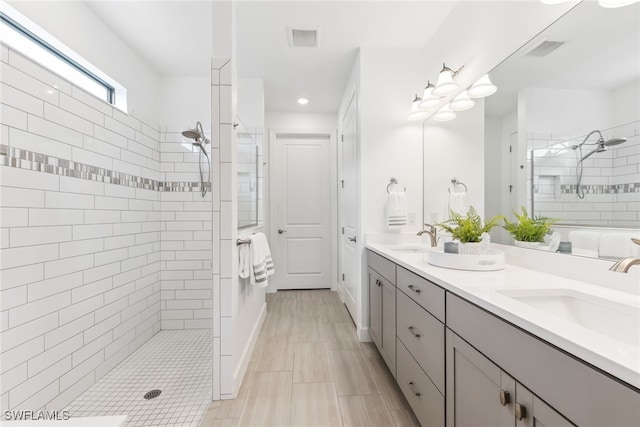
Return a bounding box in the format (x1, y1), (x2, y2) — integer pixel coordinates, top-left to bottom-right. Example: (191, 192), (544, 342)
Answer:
(232, 301), (267, 398)
(357, 326), (371, 342)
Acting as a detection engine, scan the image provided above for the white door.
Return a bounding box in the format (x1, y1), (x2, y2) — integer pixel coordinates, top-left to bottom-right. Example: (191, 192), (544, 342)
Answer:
(272, 133), (331, 289)
(340, 93), (358, 320)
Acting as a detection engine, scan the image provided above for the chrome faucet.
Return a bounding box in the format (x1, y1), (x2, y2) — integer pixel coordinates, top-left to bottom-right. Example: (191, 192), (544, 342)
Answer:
(609, 238), (640, 273)
(417, 224), (437, 247)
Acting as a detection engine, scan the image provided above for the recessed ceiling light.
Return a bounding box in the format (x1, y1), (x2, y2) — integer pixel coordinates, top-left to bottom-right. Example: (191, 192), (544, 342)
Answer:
(297, 98), (309, 105)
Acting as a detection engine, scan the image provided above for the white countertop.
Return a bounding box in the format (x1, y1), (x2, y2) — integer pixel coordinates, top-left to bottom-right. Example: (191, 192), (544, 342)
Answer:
(366, 241), (640, 390)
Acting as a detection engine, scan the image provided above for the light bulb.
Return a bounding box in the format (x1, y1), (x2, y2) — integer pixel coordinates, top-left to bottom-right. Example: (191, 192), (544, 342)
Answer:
(418, 81), (442, 110)
(433, 104), (456, 121)
(408, 95), (429, 121)
(432, 66), (459, 97)
(450, 90), (475, 112)
(467, 74), (497, 98)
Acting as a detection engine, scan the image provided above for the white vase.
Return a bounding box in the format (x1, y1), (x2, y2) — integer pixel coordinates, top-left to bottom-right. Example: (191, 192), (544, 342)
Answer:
(514, 240), (540, 249)
(458, 242), (487, 255)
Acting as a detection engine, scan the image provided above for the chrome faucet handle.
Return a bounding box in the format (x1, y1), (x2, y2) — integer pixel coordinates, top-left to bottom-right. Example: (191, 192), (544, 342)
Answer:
(632, 238), (640, 246)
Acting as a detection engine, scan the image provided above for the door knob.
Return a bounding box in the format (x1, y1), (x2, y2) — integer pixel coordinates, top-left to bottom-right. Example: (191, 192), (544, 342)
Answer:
(277, 229), (287, 234)
(348, 236), (357, 243)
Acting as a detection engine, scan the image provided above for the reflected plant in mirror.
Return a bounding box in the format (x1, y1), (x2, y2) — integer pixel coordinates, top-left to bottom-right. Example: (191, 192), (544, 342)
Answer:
(503, 207), (558, 249)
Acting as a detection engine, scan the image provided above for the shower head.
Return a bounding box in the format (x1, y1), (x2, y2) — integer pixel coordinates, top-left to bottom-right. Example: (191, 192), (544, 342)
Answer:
(181, 121), (210, 145)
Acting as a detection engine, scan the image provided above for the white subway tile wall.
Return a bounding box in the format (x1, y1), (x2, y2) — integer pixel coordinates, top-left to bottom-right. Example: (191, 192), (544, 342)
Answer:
(528, 122), (640, 227)
(0, 43), (213, 413)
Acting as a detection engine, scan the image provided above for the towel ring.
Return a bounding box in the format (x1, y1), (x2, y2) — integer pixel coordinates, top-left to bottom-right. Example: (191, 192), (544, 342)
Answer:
(448, 177), (468, 194)
(387, 177), (406, 194)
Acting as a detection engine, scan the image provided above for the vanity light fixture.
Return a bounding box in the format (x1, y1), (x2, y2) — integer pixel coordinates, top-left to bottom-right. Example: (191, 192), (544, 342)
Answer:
(598, 0), (639, 7)
(432, 103), (457, 121)
(297, 97), (309, 105)
(467, 74), (498, 98)
(408, 94), (430, 121)
(418, 81), (443, 110)
(432, 63), (464, 96)
(449, 90), (475, 112)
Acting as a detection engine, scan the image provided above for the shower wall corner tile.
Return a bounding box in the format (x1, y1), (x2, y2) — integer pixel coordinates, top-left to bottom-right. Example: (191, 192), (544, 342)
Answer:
(220, 63), (232, 86)
(220, 86), (233, 125)
(220, 355), (234, 396)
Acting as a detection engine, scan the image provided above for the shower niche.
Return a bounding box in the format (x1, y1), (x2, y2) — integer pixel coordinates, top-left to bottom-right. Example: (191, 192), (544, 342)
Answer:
(236, 118), (263, 230)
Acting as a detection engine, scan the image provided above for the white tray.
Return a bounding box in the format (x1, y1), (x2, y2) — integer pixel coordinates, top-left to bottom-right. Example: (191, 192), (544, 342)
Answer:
(426, 248), (505, 271)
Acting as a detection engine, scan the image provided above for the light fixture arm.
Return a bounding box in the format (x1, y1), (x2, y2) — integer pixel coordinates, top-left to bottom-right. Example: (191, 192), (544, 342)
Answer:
(442, 62), (464, 77)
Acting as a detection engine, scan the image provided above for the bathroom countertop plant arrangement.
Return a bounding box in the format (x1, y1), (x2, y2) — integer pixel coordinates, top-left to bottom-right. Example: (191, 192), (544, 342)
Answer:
(438, 206), (503, 255)
(503, 207), (558, 249)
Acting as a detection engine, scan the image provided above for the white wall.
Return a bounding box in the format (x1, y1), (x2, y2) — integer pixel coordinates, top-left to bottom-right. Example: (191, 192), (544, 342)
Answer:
(424, 104), (486, 222)
(266, 112), (337, 131)
(521, 87), (611, 135)
(159, 77), (212, 132)
(611, 80), (640, 127)
(7, 1), (161, 125)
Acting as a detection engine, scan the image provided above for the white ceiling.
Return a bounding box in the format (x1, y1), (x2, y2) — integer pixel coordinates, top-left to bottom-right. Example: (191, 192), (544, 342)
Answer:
(236, 1), (456, 113)
(84, 1), (456, 114)
(485, 1), (639, 117)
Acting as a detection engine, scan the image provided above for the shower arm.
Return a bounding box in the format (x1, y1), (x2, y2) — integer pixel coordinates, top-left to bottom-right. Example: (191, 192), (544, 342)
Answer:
(573, 130), (604, 149)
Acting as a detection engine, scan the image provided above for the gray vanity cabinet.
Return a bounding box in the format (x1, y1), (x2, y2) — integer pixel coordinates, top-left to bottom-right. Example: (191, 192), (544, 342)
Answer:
(515, 384), (575, 427)
(368, 268), (382, 348)
(446, 329), (515, 427)
(367, 251), (396, 376)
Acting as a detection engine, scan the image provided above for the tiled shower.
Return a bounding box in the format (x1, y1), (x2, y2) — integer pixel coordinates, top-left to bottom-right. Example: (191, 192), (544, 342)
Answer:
(0, 41), (217, 418)
(528, 121), (640, 227)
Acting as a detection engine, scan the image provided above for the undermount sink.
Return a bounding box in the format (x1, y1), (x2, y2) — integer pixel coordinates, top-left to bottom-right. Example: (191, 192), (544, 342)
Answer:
(498, 288), (640, 346)
(389, 244), (430, 253)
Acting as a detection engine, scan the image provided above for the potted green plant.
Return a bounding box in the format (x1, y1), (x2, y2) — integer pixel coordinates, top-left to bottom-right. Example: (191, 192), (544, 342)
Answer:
(502, 207), (557, 249)
(438, 206), (503, 254)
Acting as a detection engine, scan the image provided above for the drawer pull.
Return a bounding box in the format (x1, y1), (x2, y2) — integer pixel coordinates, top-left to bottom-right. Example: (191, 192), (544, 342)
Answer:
(376, 279), (382, 287)
(499, 389), (510, 406)
(408, 326), (421, 338)
(407, 284), (421, 294)
(515, 403), (526, 420)
(407, 381), (421, 397)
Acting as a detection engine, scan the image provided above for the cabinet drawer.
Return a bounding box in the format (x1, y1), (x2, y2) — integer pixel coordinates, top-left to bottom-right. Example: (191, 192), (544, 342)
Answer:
(367, 250), (396, 284)
(397, 338), (445, 427)
(397, 291), (445, 394)
(397, 266), (445, 322)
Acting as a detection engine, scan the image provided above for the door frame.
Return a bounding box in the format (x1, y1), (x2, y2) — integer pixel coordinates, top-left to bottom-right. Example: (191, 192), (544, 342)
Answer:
(266, 128), (338, 293)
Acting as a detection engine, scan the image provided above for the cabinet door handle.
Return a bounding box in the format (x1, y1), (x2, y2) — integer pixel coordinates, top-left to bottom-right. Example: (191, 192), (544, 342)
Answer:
(408, 326), (421, 338)
(515, 403), (526, 420)
(348, 236), (357, 243)
(407, 381), (421, 397)
(407, 284), (421, 294)
(376, 279), (382, 287)
(499, 389), (511, 406)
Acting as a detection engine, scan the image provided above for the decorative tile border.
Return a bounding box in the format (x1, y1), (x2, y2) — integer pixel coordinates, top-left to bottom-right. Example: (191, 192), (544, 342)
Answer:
(558, 183), (640, 195)
(0, 144), (210, 193)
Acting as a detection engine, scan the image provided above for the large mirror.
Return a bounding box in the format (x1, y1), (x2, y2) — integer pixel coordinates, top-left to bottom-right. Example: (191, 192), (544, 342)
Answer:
(482, 1), (639, 258)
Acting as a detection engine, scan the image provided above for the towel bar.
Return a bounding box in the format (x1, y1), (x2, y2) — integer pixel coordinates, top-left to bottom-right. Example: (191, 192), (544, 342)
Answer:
(237, 239), (251, 246)
(387, 177), (406, 193)
(448, 177), (468, 193)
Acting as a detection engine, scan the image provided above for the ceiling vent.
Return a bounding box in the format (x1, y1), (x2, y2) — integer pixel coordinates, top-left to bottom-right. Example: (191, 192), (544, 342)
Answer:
(288, 27), (320, 48)
(523, 40), (565, 57)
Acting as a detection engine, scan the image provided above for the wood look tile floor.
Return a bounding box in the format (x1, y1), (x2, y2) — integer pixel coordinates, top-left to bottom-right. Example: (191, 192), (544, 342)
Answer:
(199, 290), (420, 427)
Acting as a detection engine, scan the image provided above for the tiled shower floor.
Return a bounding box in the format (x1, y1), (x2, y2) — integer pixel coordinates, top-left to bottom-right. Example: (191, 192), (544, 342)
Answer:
(66, 330), (212, 427)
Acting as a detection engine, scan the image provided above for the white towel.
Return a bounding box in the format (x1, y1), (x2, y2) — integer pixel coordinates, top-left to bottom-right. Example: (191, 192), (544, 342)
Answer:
(448, 191), (467, 215)
(249, 232), (274, 287)
(238, 242), (251, 280)
(568, 231), (601, 253)
(387, 192), (407, 228)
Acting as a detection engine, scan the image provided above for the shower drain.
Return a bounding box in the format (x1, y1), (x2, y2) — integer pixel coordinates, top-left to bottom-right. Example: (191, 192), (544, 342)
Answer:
(143, 389), (162, 400)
